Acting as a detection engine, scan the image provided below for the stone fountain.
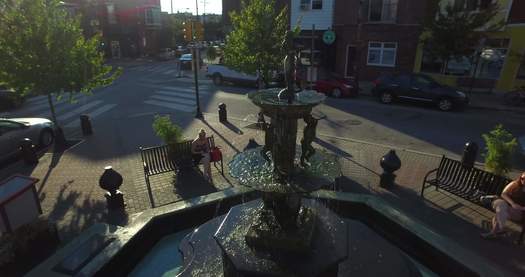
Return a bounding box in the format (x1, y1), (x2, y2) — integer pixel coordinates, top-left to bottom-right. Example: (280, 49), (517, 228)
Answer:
(176, 32), (421, 277)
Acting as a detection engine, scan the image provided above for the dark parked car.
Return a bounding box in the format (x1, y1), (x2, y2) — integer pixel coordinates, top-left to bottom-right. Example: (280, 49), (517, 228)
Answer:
(371, 73), (469, 111)
(314, 76), (358, 98)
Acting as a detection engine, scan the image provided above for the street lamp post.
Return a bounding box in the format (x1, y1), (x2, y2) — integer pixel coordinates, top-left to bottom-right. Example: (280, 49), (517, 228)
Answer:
(193, 0), (203, 119)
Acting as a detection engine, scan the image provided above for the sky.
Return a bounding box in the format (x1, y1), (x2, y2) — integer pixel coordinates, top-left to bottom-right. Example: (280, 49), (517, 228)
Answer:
(160, 0), (222, 15)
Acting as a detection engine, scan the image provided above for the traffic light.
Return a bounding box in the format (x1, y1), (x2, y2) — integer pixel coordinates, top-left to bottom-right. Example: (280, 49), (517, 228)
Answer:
(182, 20), (204, 42)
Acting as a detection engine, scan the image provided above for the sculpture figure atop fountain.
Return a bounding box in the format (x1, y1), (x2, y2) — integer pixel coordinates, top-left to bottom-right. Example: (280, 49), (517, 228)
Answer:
(277, 30), (297, 104)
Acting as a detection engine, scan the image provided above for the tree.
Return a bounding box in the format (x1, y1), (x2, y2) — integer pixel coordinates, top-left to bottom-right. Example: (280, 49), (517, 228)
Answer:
(482, 125), (518, 176)
(223, 0), (288, 86)
(0, 0), (121, 125)
(421, 1), (503, 73)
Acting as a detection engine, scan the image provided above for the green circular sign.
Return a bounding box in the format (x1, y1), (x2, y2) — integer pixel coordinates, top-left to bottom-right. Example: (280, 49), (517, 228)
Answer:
(323, 30), (336, 45)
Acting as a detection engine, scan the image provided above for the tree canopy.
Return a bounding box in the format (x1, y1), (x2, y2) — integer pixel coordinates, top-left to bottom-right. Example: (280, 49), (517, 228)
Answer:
(421, 1), (502, 72)
(0, 0), (120, 123)
(223, 0), (288, 86)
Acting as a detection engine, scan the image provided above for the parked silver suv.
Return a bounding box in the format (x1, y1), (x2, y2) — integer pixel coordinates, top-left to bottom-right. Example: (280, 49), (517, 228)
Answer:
(0, 118), (55, 161)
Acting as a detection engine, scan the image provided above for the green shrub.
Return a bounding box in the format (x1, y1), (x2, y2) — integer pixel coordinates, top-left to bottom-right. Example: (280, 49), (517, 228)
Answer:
(482, 124), (517, 176)
(152, 115), (183, 145)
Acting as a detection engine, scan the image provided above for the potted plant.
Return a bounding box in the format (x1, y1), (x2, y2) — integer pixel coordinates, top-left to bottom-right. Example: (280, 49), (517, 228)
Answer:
(152, 115), (184, 160)
(482, 124), (518, 177)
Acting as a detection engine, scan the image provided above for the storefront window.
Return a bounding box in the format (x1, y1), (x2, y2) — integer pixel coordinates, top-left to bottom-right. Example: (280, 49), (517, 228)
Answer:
(420, 38), (509, 79)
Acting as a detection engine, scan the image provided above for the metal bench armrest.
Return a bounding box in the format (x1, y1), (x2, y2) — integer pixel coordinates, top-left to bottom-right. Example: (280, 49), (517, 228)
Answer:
(423, 168), (438, 183)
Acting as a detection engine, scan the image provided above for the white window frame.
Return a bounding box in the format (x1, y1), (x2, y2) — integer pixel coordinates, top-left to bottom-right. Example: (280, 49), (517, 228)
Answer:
(368, 0), (398, 22)
(300, 0), (311, 10)
(144, 6), (161, 26)
(106, 3), (117, 25)
(311, 0), (323, 10)
(366, 41), (397, 67)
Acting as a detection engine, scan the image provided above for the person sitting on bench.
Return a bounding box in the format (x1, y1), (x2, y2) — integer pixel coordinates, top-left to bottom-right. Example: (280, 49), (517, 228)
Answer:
(482, 171), (525, 239)
(191, 129), (212, 183)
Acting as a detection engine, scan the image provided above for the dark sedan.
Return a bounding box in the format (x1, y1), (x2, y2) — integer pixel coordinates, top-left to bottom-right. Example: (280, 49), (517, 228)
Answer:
(371, 73), (469, 111)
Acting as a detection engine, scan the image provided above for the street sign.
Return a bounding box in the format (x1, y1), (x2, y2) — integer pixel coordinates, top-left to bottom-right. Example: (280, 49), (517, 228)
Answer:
(322, 30), (336, 45)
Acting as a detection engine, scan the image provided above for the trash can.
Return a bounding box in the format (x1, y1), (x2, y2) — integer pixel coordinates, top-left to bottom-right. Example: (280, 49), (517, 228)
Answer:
(19, 138), (38, 165)
(461, 141), (478, 168)
(218, 103), (227, 123)
(80, 114), (93, 136)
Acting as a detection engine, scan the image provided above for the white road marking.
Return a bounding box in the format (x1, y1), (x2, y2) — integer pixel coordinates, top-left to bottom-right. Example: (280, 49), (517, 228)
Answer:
(144, 100), (195, 112)
(150, 95), (196, 105)
(64, 104), (117, 128)
(154, 90), (197, 100)
(57, 100), (103, 121)
(144, 85), (210, 95)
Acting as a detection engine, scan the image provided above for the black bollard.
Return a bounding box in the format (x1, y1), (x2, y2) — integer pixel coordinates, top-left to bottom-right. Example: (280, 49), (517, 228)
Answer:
(379, 150), (401, 188)
(218, 103), (227, 123)
(19, 138), (38, 165)
(99, 166), (125, 210)
(461, 141), (478, 169)
(80, 114), (93, 136)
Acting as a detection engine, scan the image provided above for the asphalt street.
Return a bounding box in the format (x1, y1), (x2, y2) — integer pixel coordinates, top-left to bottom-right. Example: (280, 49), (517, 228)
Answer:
(3, 61), (524, 168)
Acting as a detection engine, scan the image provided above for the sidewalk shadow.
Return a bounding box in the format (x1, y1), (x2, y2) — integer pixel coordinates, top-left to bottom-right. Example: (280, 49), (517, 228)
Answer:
(222, 121), (244, 135)
(172, 168), (218, 200)
(314, 138), (353, 160)
(45, 184), (126, 243)
(201, 119), (241, 154)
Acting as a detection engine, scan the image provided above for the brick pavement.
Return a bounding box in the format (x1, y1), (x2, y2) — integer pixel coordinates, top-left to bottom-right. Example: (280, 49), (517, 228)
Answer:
(1, 114), (524, 275)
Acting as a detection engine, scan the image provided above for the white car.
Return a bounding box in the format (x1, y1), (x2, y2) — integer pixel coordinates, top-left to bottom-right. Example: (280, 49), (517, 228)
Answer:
(206, 64), (259, 86)
(0, 118), (55, 161)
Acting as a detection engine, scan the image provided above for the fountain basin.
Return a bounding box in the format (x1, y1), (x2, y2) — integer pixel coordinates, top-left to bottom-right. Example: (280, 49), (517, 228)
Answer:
(28, 188), (505, 277)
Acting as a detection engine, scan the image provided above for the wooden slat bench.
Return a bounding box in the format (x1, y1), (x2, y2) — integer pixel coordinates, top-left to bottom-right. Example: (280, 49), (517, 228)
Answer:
(139, 136), (224, 208)
(421, 155), (524, 244)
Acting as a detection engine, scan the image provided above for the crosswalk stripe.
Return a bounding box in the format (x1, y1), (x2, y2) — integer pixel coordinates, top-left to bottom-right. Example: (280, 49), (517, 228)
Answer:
(64, 104), (116, 128)
(57, 100), (103, 121)
(145, 85), (210, 95)
(154, 90), (198, 100)
(25, 95), (47, 103)
(164, 69), (176, 74)
(24, 94), (87, 113)
(35, 95), (90, 117)
(150, 95), (196, 105)
(144, 100), (195, 112)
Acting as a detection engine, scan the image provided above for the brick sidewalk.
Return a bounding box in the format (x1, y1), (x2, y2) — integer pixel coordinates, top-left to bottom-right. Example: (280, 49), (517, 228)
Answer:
(1, 114), (523, 275)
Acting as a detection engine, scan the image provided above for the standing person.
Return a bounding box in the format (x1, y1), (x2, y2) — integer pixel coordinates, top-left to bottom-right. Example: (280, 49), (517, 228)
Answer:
(191, 129), (213, 183)
(481, 172), (525, 239)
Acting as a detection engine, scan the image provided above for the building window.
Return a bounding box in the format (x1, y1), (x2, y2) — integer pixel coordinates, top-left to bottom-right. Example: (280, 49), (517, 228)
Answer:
(517, 55), (525, 80)
(145, 6), (161, 26)
(107, 3), (116, 24)
(369, 0), (398, 22)
(312, 0), (322, 10)
(300, 0), (311, 10)
(367, 42), (397, 67)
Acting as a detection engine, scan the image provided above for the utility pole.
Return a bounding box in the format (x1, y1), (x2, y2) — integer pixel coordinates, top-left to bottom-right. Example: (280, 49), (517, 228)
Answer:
(310, 24), (315, 89)
(193, 0), (203, 119)
(170, 0), (173, 14)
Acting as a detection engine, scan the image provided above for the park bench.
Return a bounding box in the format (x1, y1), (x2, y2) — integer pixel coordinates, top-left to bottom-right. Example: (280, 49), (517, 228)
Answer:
(139, 136), (223, 207)
(421, 155), (524, 244)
